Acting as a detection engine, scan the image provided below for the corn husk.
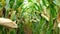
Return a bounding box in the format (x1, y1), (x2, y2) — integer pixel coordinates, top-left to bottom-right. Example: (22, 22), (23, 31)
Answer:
(0, 18), (18, 28)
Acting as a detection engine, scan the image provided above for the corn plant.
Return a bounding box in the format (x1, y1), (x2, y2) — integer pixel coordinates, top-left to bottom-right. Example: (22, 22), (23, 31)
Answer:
(0, 0), (60, 34)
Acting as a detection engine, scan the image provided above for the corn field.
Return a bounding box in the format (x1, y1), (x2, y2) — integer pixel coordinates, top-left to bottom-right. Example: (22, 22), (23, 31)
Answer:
(0, 0), (60, 34)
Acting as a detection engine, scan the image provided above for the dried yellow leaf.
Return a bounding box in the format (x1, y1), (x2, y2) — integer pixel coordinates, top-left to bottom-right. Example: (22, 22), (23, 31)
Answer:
(0, 18), (18, 28)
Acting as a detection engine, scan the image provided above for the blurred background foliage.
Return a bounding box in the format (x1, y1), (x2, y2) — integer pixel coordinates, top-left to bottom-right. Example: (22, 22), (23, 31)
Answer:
(0, 0), (60, 34)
